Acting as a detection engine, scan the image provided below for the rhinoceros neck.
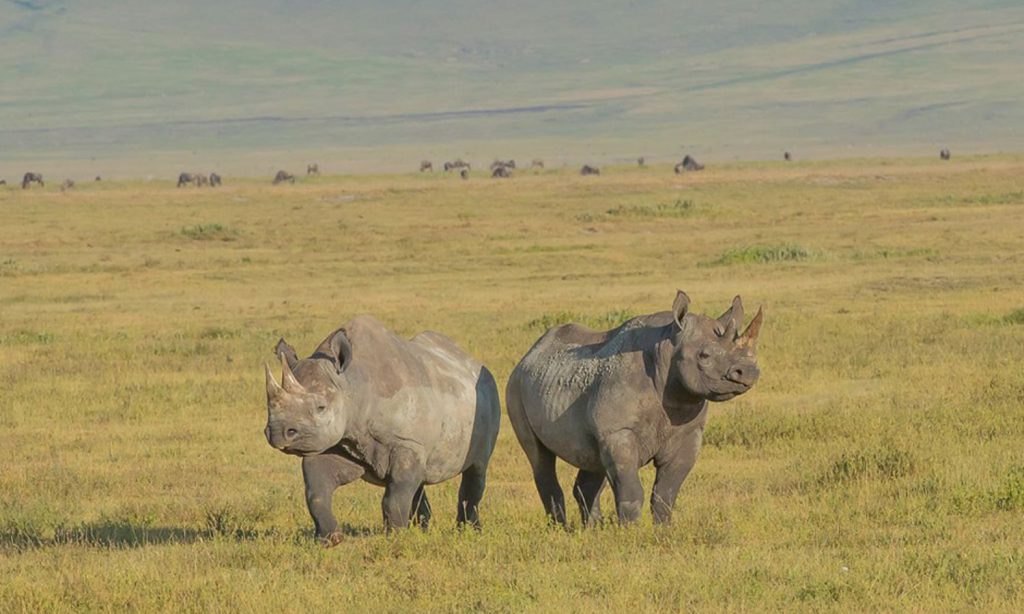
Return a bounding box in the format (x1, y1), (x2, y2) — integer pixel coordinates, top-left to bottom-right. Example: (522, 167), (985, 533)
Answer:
(650, 325), (707, 412)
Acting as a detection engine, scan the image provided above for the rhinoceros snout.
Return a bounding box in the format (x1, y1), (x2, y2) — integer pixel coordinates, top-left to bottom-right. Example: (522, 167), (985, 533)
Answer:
(265, 423), (300, 450)
(726, 362), (760, 387)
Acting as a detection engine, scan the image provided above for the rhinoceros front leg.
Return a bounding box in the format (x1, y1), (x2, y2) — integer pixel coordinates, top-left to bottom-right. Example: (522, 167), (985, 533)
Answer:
(599, 430), (644, 524)
(650, 428), (703, 524)
(381, 448), (426, 532)
(302, 453), (365, 547)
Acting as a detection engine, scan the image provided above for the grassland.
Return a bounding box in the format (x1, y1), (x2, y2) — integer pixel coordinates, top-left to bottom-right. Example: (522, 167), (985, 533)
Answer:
(1, 156), (1023, 611)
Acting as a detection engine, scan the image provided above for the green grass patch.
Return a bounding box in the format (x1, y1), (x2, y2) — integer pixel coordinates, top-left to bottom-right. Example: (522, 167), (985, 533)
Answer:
(701, 243), (813, 266)
(180, 223), (239, 241)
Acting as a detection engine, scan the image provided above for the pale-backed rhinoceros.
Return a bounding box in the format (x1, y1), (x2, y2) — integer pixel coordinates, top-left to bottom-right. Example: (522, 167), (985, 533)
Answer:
(506, 291), (762, 526)
(264, 316), (501, 544)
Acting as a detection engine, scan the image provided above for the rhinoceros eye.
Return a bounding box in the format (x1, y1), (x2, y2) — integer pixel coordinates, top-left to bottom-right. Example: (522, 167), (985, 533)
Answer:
(315, 404), (327, 414)
(698, 349), (711, 360)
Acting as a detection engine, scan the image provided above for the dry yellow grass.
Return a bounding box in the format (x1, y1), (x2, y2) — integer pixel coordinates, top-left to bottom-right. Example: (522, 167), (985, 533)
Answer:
(1, 156), (1023, 611)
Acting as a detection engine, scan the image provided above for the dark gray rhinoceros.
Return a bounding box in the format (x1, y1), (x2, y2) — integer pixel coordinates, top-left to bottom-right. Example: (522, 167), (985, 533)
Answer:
(506, 291), (762, 526)
(264, 316), (501, 544)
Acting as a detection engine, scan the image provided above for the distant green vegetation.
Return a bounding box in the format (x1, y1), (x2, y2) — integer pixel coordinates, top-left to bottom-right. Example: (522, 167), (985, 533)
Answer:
(701, 244), (812, 266)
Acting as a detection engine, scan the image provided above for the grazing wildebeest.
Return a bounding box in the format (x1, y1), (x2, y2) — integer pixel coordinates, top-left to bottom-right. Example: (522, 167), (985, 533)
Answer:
(22, 172), (44, 189)
(784, 151), (792, 161)
(444, 159), (470, 172)
(637, 157), (645, 167)
(209, 173), (222, 187)
(681, 155), (705, 171)
(265, 317), (501, 543)
(530, 159), (544, 170)
(580, 165), (600, 176)
(177, 172), (196, 187)
(940, 149), (951, 160)
(195, 174), (209, 187)
(95, 176), (102, 182)
(507, 291), (763, 526)
(0, 180), (6, 186)
(273, 170), (296, 185)
(307, 163), (320, 176)
(460, 168), (470, 180)
(492, 165), (511, 178)
(420, 160), (433, 172)
(60, 179), (75, 191)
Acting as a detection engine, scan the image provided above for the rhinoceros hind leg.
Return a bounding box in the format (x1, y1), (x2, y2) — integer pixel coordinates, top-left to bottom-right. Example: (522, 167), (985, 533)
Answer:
(507, 379), (567, 525)
(456, 464), (487, 528)
(572, 469), (606, 527)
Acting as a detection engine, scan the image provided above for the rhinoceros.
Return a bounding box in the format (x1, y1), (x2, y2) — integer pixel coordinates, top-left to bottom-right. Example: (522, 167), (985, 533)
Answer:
(264, 316), (501, 544)
(506, 291), (762, 526)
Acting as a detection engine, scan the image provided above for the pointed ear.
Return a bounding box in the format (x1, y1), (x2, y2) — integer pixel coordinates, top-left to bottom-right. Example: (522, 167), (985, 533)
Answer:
(717, 295), (744, 339)
(672, 290), (690, 330)
(274, 338), (299, 369)
(313, 328), (352, 374)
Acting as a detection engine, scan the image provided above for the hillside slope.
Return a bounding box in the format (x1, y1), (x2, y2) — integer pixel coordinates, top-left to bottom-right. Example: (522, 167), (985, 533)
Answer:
(1, 0), (1022, 173)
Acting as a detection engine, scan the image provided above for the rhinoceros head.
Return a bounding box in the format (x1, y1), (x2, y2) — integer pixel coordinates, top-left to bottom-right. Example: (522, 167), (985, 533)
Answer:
(264, 329), (352, 455)
(670, 291), (763, 402)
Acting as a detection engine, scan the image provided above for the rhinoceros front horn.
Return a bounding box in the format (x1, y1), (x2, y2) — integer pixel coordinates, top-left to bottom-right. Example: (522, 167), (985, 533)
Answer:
(738, 307), (764, 348)
(265, 362), (283, 399)
(280, 354), (305, 393)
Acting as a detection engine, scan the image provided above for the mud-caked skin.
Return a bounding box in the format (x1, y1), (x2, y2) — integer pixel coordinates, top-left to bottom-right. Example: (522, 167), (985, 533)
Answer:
(506, 291), (763, 526)
(264, 316), (501, 544)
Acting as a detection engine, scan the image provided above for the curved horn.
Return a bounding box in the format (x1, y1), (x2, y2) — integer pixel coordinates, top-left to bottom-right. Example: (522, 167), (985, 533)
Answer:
(280, 354), (304, 393)
(265, 362), (283, 399)
(738, 307), (763, 347)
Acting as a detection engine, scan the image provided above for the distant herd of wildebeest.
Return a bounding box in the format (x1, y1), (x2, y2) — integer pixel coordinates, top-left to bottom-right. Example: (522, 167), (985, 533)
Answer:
(0, 149), (958, 191)
(0, 149), (958, 192)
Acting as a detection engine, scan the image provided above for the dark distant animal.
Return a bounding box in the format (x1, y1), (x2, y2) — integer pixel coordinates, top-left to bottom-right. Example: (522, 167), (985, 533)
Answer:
(307, 163), (320, 176)
(460, 168), (470, 180)
(784, 151), (792, 161)
(492, 165), (511, 178)
(490, 159), (515, 170)
(940, 149), (951, 160)
(530, 159), (544, 170)
(273, 170), (296, 185)
(444, 159), (470, 172)
(195, 174), (209, 187)
(507, 291), (763, 526)
(637, 157), (645, 167)
(265, 317), (501, 542)
(681, 155), (705, 171)
(177, 172), (196, 187)
(95, 176), (102, 182)
(420, 160), (433, 172)
(209, 173), (222, 187)
(60, 179), (75, 191)
(0, 180), (6, 186)
(22, 173), (44, 189)
(580, 165), (600, 176)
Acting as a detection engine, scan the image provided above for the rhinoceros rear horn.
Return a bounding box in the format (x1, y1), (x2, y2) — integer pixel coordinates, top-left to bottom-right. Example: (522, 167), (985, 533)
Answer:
(313, 328), (352, 374)
(280, 354), (305, 393)
(717, 295), (744, 339)
(265, 362), (283, 399)
(738, 307), (764, 348)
